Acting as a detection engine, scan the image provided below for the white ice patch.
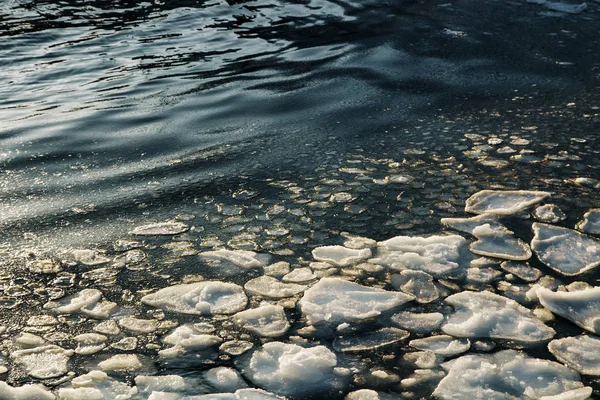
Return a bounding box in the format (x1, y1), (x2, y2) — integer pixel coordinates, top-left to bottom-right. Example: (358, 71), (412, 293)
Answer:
(61, 370), (138, 399)
(409, 335), (470, 356)
(44, 289), (116, 319)
(548, 335), (600, 375)
(442, 291), (555, 343)
(11, 345), (73, 379)
(531, 223), (600, 276)
(60, 249), (111, 266)
(242, 342), (347, 397)
(433, 350), (587, 399)
(179, 388), (285, 399)
(233, 304), (290, 337)
(205, 367), (247, 392)
(75, 333), (108, 355)
(135, 374), (190, 393)
(282, 268), (316, 283)
(98, 354), (144, 373)
(199, 249), (269, 269)
(534, 204), (566, 223)
(500, 261), (542, 282)
(536, 287), (600, 334)
(0, 381), (55, 400)
(118, 317), (159, 333)
(244, 276), (306, 299)
(345, 389), (398, 400)
(312, 246), (372, 266)
(299, 277), (413, 326)
(464, 190), (550, 215)
(130, 221), (189, 235)
(442, 215), (531, 261)
(371, 235), (468, 277)
(160, 324), (222, 356)
(141, 281), (247, 315)
(576, 209), (600, 235)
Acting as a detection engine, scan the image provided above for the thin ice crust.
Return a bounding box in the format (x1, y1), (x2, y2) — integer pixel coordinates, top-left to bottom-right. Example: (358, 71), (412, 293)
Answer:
(465, 190), (550, 215)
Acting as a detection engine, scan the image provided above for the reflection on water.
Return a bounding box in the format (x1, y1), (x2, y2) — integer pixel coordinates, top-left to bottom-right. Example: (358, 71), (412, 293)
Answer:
(0, 0), (599, 244)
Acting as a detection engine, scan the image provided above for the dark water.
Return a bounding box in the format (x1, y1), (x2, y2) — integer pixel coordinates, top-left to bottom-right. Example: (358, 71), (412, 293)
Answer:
(1, 0), (600, 398)
(2, 0), (599, 250)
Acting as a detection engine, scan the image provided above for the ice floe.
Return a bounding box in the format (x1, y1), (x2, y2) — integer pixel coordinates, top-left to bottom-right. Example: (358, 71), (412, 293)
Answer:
(244, 276), (306, 299)
(409, 335), (470, 356)
(531, 223), (600, 276)
(345, 389), (398, 400)
(332, 327), (409, 352)
(141, 281), (248, 315)
(464, 190), (550, 215)
(576, 209), (600, 235)
(44, 288), (116, 319)
(233, 304), (290, 337)
(548, 335), (600, 375)
(200, 249), (269, 269)
(60, 370), (137, 399)
(242, 342), (348, 397)
(11, 345), (73, 379)
(442, 291), (555, 342)
(98, 354), (144, 373)
(311, 246), (372, 266)
(0, 382), (55, 400)
(130, 221), (189, 235)
(75, 333), (108, 355)
(205, 367), (248, 392)
(371, 235), (469, 277)
(536, 287), (600, 334)
(159, 324), (222, 363)
(390, 270), (440, 303)
(442, 214), (531, 261)
(390, 311), (444, 333)
(534, 204), (566, 223)
(299, 277), (413, 327)
(281, 267), (316, 283)
(500, 261), (542, 282)
(433, 350), (589, 399)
